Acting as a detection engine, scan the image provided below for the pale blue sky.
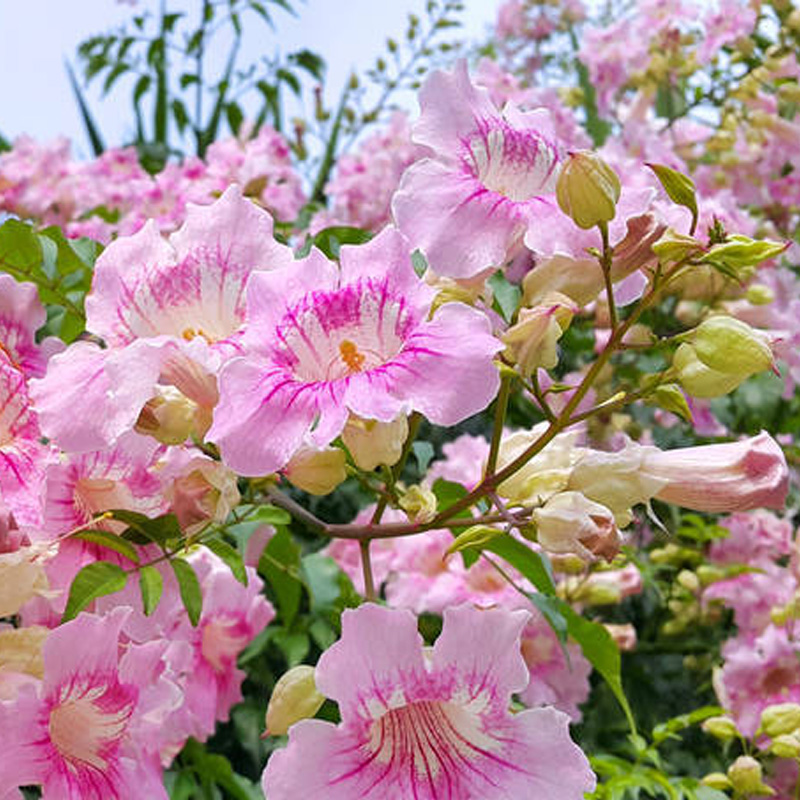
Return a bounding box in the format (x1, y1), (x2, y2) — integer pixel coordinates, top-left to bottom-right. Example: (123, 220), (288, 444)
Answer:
(0, 1), (497, 156)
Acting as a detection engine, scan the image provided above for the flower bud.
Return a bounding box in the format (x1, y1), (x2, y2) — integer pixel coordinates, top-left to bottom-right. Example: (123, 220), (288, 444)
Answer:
(727, 756), (773, 796)
(673, 342), (746, 398)
(284, 446), (347, 496)
(168, 459), (241, 535)
(399, 484), (438, 524)
(0, 625), (48, 679)
(135, 385), (208, 445)
(760, 703), (800, 737)
(265, 665), (325, 736)
(771, 734), (800, 758)
(701, 773), (732, 791)
(556, 150), (621, 230)
(446, 525), (503, 556)
(502, 293), (577, 375)
(342, 414), (408, 472)
(701, 715), (739, 740)
(0, 544), (51, 618)
(676, 569), (700, 593)
(746, 284), (775, 306)
(604, 623), (637, 651)
(533, 491), (620, 562)
(692, 316), (774, 377)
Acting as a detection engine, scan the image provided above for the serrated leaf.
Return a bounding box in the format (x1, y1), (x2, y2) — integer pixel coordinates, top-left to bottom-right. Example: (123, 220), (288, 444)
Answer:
(139, 565), (164, 615)
(73, 530), (140, 563)
(171, 558), (203, 626)
(62, 561), (128, 622)
(204, 538), (247, 585)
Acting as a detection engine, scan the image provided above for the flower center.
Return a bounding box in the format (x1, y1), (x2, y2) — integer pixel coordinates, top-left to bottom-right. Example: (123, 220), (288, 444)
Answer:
(467, 122), (558, 202)
(365, 700), (500, 783)
(181, 327), (213, 344)
(339, 340), (366, 374)
(74, 478), (128, 523)
(762, 662), (800, 695)
(274, 281), (412, 383)
(49, 683), (134, 772)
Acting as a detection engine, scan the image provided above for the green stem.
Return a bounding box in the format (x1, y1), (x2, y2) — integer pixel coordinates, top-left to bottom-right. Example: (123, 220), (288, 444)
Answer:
(485, 373), (513, 478)
(371, 412), (422, 525)
(599, 221), (617, 332)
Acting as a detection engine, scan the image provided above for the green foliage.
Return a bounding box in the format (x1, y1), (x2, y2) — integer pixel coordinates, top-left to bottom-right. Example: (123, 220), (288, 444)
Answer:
(0, 219), (97, 343)
(62, 561), (128, 622)
(171, 557), (203, 627)
(139, 565), (164, 616)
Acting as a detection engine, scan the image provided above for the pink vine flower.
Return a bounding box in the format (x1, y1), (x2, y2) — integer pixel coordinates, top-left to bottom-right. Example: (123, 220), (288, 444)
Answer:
(262, 603), (596, 799)
(209, 227), (502, 475)
(393, 59), (561, 278)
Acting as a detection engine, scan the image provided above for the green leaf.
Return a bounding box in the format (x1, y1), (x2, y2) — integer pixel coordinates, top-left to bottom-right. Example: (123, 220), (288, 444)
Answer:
(646, 163), (698, 232)
(0, 219), (97, 343)
(412, 441), (435, 474)
(139, 565), (164, 616)
(559, 603), (636, 734)
(179, 739), (257, 800)
(446, 525), (504, 556)
(301, 552), (342, 609)
(483, 535), (556, 595)
(171, 558), (203, 626)
(66, 60), (105, 155)
(62, 561), (128, 622)
(488, 271), (521, 323)
(646, 383), (693, 424)
(73, 530), (140, 564)
(204, 537), (247, 585)
(311, 226), (373, 260)
(258, 528), (303, 625)
(249, 504), (292, 526)
(114, 510), (182, 546)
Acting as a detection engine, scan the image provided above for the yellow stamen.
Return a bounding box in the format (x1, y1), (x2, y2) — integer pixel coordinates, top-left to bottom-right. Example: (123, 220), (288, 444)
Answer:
(339, 340), (365, 373)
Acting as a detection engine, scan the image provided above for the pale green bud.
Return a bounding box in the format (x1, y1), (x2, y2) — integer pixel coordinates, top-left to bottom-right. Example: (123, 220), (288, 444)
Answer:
(727, 756), (774, 796)
(701, 773), (732, 791)
(652, 228), (704, 264)
(770, 734), (800, 758)
(399, 484), (438, 524)
(556, 151), (621, 230)
(284, 446), (347, 496)
(692, 316), (774, 377)
(701, 715), (739, 740)
(746, 284), (775, 306)
(673, 342), (745, 399)
(342, 414), (408, 472)
(759, 703), (800, 737)
(265, 665), (325, 736)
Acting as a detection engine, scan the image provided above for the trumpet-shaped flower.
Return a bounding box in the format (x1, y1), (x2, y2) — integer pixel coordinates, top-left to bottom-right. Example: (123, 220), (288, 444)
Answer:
(30, 186), (293, 452)
(393, 60), (561, 278)
(262, 603), (596, 799)
(209, 227), (502, 475)
(0, 609), (169, 799)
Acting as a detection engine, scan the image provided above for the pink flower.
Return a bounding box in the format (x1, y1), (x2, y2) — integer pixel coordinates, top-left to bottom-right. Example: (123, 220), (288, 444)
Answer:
(0, 357), (52, 526)
(262, 603), (596, 799)
(716, 626), (800, 737)
(708, 510), (794, 568)
(518, 612), (591, 722)
(0, 609), (169, 799)
(209, 227), (502, 475)
(643, 431), (789, 513)
(0, 276), (63, 378)
(393, 60), (561, 278)
(31, 186), (293, 452)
